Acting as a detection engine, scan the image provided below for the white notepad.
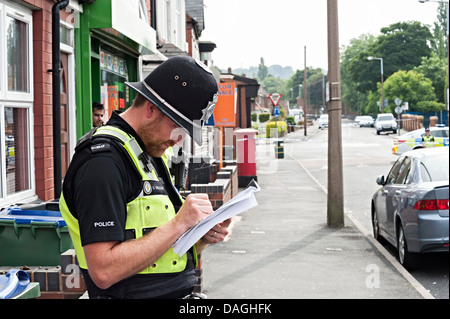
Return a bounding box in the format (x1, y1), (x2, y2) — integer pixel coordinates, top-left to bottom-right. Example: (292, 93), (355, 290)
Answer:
(173, 180), (260, 256)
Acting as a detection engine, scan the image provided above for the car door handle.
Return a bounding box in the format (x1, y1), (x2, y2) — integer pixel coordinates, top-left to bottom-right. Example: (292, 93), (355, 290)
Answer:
(383, 190), (389, 195)
(395, 190), (402, 195)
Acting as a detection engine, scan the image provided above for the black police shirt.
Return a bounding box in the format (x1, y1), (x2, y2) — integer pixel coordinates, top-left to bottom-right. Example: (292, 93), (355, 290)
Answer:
(64, 111), (196, 299)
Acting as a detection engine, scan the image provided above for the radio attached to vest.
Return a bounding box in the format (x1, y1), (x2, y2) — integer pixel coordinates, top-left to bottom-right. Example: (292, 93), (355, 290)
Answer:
(169, 147), (189, 191)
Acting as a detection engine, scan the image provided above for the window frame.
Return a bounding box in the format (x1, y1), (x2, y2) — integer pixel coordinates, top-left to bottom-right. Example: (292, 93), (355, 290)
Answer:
(396, 156), (412, 185)
(0, 102), (36, 205)
(0, 1), (35, 206)
(385, 157), (405, 185)
(3, 4), (34, 102)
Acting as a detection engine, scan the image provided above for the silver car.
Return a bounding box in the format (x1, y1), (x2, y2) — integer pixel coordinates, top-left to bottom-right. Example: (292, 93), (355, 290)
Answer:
(371, 147), (449, 270)
(359, 116), (375, 127)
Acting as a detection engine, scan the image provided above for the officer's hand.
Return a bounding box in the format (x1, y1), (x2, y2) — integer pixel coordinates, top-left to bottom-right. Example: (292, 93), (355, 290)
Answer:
(176, 194), (213, 231)
(203, 218), (231, 244)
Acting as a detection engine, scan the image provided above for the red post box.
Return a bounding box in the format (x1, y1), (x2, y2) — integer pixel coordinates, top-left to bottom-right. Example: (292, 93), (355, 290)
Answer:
(234, 128), (258, 187)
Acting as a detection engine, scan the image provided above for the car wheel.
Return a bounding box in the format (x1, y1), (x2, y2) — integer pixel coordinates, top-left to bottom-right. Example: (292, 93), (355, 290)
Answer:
(393, 129), (397, 134)
(397, 224), (419, 270)
(376, 130), (380, 135)
(372, 207), (388, 245)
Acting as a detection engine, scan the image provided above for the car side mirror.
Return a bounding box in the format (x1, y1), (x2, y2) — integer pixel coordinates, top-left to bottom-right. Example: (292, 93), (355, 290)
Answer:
(376, 175), (385, 186)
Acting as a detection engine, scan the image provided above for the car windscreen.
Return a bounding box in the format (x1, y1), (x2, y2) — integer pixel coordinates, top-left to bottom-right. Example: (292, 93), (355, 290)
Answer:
(420, 153), (449, 182)
(432, 129), (449, 138)
(377, 116), (393, 121)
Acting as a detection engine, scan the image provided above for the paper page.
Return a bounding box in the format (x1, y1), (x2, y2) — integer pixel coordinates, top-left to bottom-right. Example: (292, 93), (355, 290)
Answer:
(172, 180), (260, 256)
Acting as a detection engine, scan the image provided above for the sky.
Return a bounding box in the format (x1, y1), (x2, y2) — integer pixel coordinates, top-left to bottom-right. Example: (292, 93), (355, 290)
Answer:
(199, 0), (442, 72)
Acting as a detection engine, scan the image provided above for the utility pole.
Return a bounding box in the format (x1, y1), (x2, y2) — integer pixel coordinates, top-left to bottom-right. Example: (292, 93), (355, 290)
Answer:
(326, 0), (344, 228)
(304, 46), (308, 136)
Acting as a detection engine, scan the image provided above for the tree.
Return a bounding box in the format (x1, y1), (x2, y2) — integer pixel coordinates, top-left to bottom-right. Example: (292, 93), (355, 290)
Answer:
(285, 67), (325, 111)
(415, 100), (446, 113)
(341, 34), (376, 113)
(383, 70), (437, 112)
(261, 74), (286, 95)
(307, 72), (326, 112)
(257, 57), (268, 82)
(348, 21), (433, 94)
(414, 53), (448, 104)
(432, 3), (448, 58)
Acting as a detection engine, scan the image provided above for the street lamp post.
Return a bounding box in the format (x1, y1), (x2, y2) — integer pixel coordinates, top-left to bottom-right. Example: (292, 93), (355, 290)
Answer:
(304, 45), (308, 137)
(367, 56), (385, 113)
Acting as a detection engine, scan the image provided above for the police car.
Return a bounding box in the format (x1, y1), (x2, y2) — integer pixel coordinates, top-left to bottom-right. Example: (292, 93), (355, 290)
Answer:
(392, 126), (449, 155)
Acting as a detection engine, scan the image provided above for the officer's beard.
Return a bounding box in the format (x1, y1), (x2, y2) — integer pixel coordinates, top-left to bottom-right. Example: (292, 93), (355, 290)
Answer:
(138, 113), (178, 158)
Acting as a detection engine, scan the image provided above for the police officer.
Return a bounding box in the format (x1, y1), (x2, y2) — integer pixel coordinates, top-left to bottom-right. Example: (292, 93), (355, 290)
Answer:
(422, 127), (435, 147)
(60, 56), (229, 299)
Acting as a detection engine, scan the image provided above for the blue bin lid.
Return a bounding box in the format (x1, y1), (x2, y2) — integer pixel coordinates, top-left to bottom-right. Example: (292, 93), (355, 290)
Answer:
(0, 206), (67, 227)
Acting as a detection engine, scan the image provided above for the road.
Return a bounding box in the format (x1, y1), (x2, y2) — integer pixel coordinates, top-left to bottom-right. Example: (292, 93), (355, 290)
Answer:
(284, 121), (449, 299)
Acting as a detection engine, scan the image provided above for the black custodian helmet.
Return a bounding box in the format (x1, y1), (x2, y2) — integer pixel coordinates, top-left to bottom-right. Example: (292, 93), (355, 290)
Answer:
(125, 56), (219, 145)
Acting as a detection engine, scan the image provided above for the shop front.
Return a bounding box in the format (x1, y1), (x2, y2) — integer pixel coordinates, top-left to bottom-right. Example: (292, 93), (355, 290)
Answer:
(75, 0), (157, 137)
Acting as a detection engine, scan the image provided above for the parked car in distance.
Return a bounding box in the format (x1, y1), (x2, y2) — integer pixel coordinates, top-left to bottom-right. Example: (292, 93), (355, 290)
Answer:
(375, 113), (397, 135)
(392, 126), (449, 155)
(318, 114), (328, 129)
(371, 147), (449, 270)
(359, 116), (375, 127)
(354, 116), (363, 126)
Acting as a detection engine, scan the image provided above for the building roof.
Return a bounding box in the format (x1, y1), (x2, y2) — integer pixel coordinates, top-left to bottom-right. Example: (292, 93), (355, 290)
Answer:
(220, 73), (260, 98)
(185, 0), (205, 34)
(157, 42), (189, 58)
(199, 41), (216, 53)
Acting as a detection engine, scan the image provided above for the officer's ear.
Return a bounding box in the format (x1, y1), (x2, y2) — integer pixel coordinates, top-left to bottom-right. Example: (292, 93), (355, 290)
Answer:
(145, 101), (159, 120)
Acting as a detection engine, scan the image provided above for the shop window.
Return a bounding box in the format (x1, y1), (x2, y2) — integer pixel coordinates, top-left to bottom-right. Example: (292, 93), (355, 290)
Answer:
(99, 50), (130, 122)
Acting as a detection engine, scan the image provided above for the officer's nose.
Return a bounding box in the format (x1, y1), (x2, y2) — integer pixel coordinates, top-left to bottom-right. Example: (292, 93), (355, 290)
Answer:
(170, 127), (186, 145)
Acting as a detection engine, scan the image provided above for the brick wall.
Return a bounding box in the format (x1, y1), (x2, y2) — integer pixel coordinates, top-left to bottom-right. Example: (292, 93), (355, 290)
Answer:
(27, 0), (55, 201)
(17, 0), (74, 201)
(188, 161), (238, 293)
(0, 249), (86, 299)
(190, 162), (238, 210)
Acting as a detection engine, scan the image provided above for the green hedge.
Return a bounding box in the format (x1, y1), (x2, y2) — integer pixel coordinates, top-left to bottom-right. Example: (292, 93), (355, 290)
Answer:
(259, 113), (270, 123)
(266, 121), (287, 138)
(415, 101), (446, 113)
(286, 116), (296, 125)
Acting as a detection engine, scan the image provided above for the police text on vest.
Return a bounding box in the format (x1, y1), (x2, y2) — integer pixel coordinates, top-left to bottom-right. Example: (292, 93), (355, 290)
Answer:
(93, 221), (115, 227)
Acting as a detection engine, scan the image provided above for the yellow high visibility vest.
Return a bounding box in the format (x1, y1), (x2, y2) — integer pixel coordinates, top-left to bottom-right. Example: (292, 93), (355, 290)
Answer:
(59, 125), (196, 274)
